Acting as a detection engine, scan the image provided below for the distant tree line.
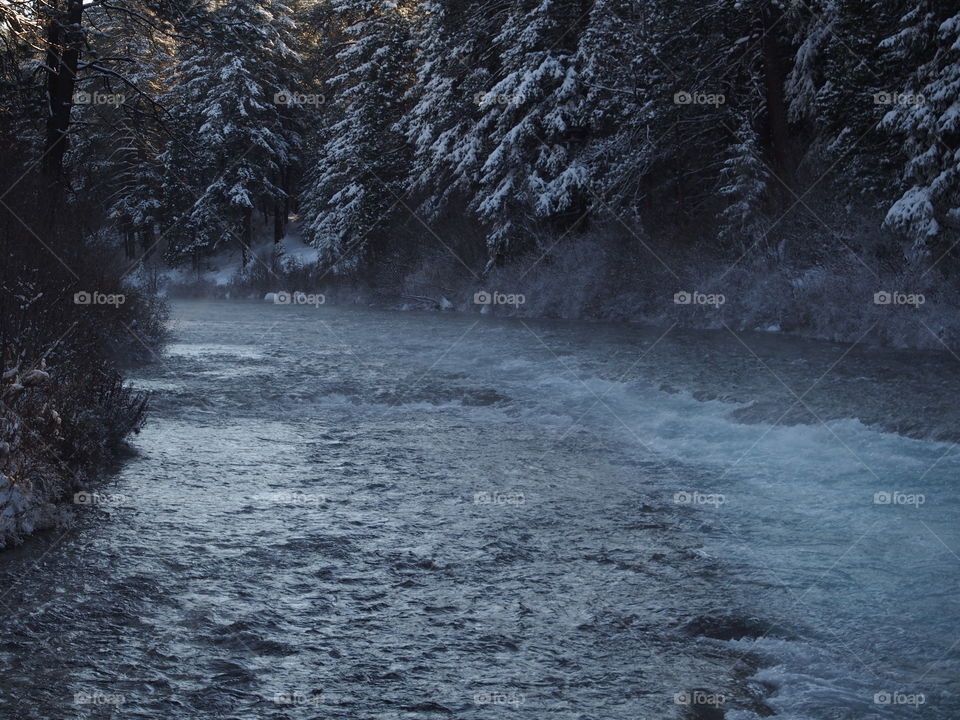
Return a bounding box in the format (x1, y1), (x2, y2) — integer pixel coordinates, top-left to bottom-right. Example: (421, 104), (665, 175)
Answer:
(2, 0), (958, 277)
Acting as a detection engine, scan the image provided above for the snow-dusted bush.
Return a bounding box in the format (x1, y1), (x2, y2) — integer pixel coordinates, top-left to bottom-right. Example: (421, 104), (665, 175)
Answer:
(0, 165), (165, 548)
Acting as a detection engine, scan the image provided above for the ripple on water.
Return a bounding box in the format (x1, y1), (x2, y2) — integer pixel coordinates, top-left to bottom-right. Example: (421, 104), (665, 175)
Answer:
(1, 301), (957, 719)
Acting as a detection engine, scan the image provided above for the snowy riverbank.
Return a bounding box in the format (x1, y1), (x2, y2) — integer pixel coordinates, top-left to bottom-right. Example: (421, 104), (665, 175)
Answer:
(153, 226), (960, 354)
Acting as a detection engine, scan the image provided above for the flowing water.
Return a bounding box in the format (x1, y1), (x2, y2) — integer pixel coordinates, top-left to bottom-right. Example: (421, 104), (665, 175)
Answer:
(1, 299), (958, 719)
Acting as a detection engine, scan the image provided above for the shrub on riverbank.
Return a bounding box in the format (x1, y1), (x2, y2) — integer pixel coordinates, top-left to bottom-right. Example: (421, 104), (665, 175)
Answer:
(0, 180), (167, 548)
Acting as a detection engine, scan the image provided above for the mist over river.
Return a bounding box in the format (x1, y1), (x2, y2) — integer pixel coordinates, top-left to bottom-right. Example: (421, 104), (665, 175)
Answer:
(1, 300), (958, 719)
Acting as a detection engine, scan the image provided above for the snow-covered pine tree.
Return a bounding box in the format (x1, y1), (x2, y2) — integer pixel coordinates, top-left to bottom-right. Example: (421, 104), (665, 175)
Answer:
(616, 0), (778, 234)
(785, 0), (903, 202)
(880, 2), (960, 262)
(574, 0), (662, 222)
(160, 0), (300, 267)
(467, 0), (593, 266)
(299, 0), (415, 274)
(401, 1), (505, 222)
(718, 113), (771, 253)
(70, 4), (173, 258)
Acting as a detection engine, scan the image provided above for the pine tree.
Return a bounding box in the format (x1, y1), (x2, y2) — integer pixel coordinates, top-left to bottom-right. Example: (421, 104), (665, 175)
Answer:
(880, 2), (960, 261)
(76, 7), (172, 258)
(299, 0), (415, 273)
(466, 0), (593, 265)
(785, 0), (903, 201)
(401, 1), (504, 222)
(575, 0), (660, 220)
(718, 114), (771, 252)
(160, 0), (300, 267)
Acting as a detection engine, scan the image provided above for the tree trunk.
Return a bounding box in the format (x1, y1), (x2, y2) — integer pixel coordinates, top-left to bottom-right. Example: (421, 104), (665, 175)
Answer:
(141, 224), (155, 258)
(241, 207), (252, 268)
(42, 0), (84, 182)
(760, 4), (793, 185)
(673, 121), (685, 217)
(273, 202), (284, 243)
(124, 223), (135, 259)
(283, 166), (294, 216)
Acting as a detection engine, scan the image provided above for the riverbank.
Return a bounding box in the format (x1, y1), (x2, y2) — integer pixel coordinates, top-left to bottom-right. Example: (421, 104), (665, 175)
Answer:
(155, 226), (960, 355)
(0, 280), (167, 549)
(0, 355), (153, 549)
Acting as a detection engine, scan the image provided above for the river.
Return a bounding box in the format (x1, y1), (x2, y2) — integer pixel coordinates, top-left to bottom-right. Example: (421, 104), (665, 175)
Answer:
(1, 299), (957, 719)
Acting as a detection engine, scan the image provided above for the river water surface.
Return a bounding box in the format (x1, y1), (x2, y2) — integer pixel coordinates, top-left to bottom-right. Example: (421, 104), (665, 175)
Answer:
(1, 300), (958, 719)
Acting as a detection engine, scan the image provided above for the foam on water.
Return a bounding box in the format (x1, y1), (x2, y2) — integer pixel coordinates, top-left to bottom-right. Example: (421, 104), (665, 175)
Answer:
(164, 342), (267, 360)
(561, 378), (960, 719)
(394, 321), (960, 718)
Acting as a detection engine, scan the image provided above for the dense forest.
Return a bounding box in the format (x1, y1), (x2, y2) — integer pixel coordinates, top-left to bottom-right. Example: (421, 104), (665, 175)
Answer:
(3, 1), (959, 327)
(1, 0), (960, 541)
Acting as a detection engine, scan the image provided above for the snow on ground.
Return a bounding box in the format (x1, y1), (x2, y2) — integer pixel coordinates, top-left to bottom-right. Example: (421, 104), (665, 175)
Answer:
(275, 221), (318, 266)
(135, 219), (318, 293)
(0, 469), (61, 549)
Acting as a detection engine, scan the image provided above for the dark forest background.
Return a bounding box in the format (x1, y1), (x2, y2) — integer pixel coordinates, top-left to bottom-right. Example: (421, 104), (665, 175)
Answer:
(4, 1), (960, 337)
